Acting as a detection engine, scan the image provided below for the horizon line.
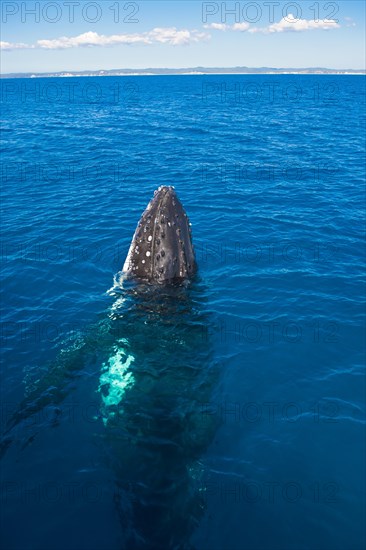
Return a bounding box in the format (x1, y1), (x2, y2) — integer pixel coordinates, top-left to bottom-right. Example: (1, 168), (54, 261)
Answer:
(1, 65), (365, 78)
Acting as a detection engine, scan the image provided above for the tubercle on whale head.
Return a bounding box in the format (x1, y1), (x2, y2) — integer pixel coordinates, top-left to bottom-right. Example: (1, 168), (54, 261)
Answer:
(122, 186), (197, 284)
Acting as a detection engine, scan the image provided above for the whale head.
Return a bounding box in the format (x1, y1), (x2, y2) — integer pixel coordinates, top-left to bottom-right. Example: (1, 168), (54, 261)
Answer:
(123, 186), (197, 284)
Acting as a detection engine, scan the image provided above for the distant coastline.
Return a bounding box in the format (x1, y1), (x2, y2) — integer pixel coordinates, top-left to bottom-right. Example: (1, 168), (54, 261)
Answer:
(1, 66), (365, 78)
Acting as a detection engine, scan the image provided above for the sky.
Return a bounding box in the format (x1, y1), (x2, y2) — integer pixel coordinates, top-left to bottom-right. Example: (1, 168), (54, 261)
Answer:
(1, 1), (365, 73)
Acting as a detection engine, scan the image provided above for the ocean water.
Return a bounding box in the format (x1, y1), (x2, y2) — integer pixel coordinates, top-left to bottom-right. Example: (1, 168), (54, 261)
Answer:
(0, 75), (365, 550)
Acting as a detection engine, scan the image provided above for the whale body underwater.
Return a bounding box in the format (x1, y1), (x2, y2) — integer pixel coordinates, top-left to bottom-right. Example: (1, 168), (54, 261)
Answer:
(1, 187), (218, 549)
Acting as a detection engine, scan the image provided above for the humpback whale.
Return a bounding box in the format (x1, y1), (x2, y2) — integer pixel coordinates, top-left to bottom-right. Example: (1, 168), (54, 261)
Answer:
(1, 186), (199, 439)
(123, 186), (197, 283)
(1, 187), (218, 550)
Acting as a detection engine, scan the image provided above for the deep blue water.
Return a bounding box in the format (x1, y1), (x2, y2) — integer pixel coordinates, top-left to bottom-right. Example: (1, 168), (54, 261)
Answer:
(0, 75), (365, 550)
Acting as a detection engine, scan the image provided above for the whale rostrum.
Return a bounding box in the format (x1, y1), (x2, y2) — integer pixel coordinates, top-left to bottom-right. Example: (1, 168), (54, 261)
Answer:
(123, 186), (197, 283)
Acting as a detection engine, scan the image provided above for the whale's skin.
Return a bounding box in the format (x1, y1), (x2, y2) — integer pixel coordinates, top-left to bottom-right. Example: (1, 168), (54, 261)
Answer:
(123, 186), (197, 283)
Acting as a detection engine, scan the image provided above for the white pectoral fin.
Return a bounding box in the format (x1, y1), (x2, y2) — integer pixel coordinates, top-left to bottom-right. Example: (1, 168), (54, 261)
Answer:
(98, 340), (135, 424)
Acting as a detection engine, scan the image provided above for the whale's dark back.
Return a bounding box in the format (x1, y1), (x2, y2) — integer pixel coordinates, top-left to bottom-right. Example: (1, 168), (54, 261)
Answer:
(123, 186), (197, 283)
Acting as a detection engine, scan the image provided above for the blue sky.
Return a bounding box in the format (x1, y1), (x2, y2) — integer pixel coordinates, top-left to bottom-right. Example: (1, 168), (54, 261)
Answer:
(1, 1), (365, 73)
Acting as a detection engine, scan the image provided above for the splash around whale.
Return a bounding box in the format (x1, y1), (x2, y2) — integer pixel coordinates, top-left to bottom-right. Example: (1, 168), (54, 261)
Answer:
(122, 186), (197, 284)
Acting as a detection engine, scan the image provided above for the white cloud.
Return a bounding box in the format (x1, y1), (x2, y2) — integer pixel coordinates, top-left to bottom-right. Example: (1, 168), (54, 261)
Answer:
(0, 40), (31, 50)
(1, 28), (210, 51)
(204, 15), (339, 34)
(249, 14), (340, 33)
(203, 23), (229, 31)
(204, 22), (250, 32)
(147, 27), (208, 46)
(0, 15), (341, 52)
(232, 23), (250, 32)
(36, 31), (149, 49)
